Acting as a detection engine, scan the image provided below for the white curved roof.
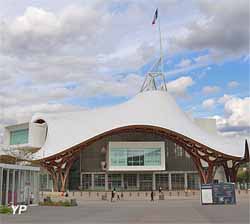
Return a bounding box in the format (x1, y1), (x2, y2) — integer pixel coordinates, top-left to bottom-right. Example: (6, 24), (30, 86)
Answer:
(32, 90), (246, 159)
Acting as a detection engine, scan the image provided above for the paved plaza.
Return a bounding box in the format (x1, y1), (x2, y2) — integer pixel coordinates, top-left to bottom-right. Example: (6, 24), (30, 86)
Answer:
(1, 198), (249, 224)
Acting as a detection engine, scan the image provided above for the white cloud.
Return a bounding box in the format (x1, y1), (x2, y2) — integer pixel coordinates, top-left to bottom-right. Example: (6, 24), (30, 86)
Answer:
(202, 85), (220, 94)
(167, 76), (194, 96)
(224, 97), (250, 127)
(1, 5), (108, 56)
(217, 94), (233, 104)
(202, 98), (215, 110)
(170, 0), (249, 59)
(227, 81), (239, 88)
(214, 96), (250, 135)
(175, 59), (192, 68)
(0, 1), (249, 142)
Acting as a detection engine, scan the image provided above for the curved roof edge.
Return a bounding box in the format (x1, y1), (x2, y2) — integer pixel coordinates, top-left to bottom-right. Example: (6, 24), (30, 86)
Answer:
(31, 90), (247, 159)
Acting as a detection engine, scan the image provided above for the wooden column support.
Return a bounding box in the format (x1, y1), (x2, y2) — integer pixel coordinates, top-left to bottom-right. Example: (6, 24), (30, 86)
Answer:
(46, 167), (59, 192)
(222, 161), (240, 183)
(41, 153), (77, 192)
(38, 126), (249, 191)
(59, 157), (75, 192)
(192, 156), (215, 184)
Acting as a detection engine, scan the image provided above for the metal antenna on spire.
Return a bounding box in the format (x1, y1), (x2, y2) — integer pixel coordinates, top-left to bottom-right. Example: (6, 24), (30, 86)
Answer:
(140, 8), (167, 92)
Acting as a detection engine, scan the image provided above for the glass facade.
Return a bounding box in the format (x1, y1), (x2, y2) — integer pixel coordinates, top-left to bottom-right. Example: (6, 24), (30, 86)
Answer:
(187, 173), (200, 190)
(77, 131), (199, 192)
(174, 143), (184, 158)
(81, 174), (91, 190)
(171, 173), (185, 190)
(94, 174), (105, 190)
(156, 174), (169, 190)
(127, 150), (144, 166)
(79, 172), (199, 191)
(68, 158), (80, 190)
(10, 129), (29, 145)
(111, 149), (127, 166)
(124, 174), (137, 190)
(108, 174), (122, 190)
(139, 174), (153, 191)
(110, 148), (161, 167)
(40, 173), (48, 191)
(40, 173), (53, 191)
(144, 149), (161, 165)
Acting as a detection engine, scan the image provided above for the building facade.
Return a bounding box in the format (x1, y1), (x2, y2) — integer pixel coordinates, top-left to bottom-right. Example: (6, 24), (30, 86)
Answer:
(68, 131), (200, 191)
(2, 90), (249, 192)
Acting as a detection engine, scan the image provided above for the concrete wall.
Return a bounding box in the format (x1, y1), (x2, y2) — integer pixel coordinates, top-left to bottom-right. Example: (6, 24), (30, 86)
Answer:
(29, 123), (47, 148)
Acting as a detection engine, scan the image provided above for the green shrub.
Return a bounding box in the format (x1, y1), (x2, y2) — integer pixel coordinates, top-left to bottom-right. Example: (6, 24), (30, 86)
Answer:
(0, 206), (13, 214)
(40, 199), (75, 207)
(62, 200), (71, 207)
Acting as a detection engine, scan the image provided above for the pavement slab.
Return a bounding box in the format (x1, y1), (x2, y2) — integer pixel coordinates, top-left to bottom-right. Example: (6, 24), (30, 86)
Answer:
(0, 198), (249, 224)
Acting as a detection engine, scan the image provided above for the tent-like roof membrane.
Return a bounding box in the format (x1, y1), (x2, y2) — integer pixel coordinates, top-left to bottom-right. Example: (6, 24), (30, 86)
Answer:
(32, 90), (246, 160)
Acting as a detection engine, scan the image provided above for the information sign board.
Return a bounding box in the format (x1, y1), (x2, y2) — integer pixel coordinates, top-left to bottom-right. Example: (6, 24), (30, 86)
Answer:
(201, 184), (213, 205)
(201, 183), (236, 205)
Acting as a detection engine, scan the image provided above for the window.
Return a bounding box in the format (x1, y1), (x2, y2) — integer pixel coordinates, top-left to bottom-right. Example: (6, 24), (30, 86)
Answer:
(171, 173), (185, 190)
(110, 148), (161, 167)
(124, 174), (137, 190)
(40, 174), (48, 191)
(127, 150), (144, 166)
(10, 129), (29, 145)
(174, 143), (184, 158)
(108, 174), (122, 190)
(110, 149), (127, 166)
(156, 174), (169, 190)
(187, 173), (200, 190)
(82, 174), (92, 190)
(139, 174), (153, 191)
(94, 174), (105, 190)
(144, 149), (161, 165)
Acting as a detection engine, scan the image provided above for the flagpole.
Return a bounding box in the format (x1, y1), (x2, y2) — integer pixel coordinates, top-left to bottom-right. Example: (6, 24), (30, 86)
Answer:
(158, 10), (163, 74)
(157, 9), (167, 91)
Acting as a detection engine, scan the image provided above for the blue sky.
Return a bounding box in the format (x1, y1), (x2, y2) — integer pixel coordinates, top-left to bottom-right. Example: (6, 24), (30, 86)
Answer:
(0, 0), (249, 141)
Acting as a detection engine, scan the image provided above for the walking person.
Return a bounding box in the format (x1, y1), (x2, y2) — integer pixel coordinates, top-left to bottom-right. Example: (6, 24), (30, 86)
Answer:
(30, 192), (34, 204)
(65, 191), (69, 197)
(150, 191), (154, 201)
(159, 186), (162, 194)
(111, 188), (116, 202)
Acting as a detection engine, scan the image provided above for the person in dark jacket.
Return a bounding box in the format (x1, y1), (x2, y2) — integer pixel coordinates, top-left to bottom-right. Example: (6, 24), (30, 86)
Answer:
(111, 188), (116, 202)
(150, 191), (154, 201)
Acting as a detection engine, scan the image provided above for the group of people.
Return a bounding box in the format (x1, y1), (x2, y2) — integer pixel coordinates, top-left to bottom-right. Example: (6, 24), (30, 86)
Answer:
(111, 187), (163, 202)
(150, 186), (163, 201)
(61, 191), (69, 197)
(111, 188), (123, 202)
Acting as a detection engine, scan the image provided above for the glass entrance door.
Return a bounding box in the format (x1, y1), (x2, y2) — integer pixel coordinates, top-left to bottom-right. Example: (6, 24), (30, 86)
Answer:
(139, 174), (153, 191)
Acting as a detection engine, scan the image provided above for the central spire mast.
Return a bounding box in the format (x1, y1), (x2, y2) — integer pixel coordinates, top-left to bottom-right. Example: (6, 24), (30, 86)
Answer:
(140, 8), (167, 92)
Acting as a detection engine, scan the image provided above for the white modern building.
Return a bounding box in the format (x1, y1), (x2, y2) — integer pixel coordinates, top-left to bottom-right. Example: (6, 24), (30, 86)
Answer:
(2, 89), (249, 193)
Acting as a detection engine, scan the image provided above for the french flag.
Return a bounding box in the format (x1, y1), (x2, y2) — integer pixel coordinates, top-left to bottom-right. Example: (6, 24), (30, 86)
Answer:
(152, 9), (158, 25)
